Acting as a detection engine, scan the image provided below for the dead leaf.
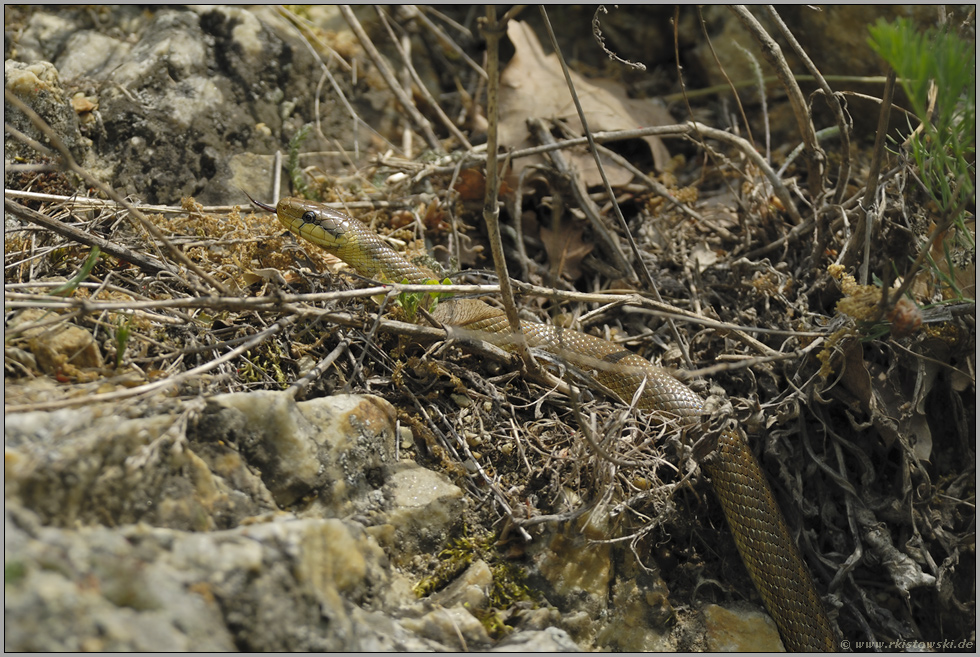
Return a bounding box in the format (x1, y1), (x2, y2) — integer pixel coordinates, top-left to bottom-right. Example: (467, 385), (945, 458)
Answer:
(691, 242), (719, 273)
(454, 168), (486, 203)
(243, 268), (287, 287)
(540, 220), (594, 281)
(836, 338), (934, 461)
(453, 168), (513, 205)
(499, 21), (674, 187)
(421, 199), (451, 232)
(838, 339), (874, 416)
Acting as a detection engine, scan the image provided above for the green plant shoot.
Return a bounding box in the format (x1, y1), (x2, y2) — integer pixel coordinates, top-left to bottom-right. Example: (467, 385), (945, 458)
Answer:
(49, 246), (101, 297)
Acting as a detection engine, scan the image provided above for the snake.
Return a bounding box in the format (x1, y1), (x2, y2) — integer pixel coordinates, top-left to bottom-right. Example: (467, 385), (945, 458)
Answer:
(250, 195), (838, 651)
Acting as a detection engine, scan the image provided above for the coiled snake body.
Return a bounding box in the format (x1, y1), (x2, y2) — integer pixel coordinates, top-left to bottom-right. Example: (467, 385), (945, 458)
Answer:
(257, 196), (837, 651)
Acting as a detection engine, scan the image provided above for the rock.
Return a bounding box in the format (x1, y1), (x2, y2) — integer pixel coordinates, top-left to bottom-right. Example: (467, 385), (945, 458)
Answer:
(382, 462), (466, 561)
(4, 402), (267, 530)
(400, 605), (493, 651)
(492, 626), (581, 652)
(559, 609), (594, 643)
(594, 575), (674, 652)
(3, 390), (408, 531)
(4, 506), (236, 652)
(202, 391), (398, 515)
(429, 558), (493, 610)
(532, 516), (613, 618)
(9, 308), (104, 374)
(4, 59), (86, 162)
(5, 6), (375, 204)
(56, 28), (133, 81)
(3, 500), (479, 652)
(220, 151), (279, 204)
(345, 606), (450, 652)
(2, 388), (508, 650)
(703, 602), (785, 652)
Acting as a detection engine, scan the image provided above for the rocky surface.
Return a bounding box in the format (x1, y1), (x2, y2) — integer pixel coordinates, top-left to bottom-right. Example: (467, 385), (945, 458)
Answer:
(6, 5), (359, 205)
(5, 387), (786, 651)
(4, 391), (580, 651)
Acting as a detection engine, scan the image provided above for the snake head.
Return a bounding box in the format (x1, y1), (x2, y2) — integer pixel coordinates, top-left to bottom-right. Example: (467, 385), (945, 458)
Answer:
(243, 191), (364, 255)
(254, 196), (435, 283)
(243, 193), (335, 234)
(268, 197), (359, 253)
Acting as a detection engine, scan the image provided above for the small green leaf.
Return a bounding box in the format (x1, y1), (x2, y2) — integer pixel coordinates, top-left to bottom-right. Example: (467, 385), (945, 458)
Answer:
(114, 315), (133, 369)
(49, 246), (101, 297)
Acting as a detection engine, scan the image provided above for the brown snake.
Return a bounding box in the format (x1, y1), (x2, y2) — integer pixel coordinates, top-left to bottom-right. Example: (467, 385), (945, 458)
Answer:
(253, 196), (838, 651)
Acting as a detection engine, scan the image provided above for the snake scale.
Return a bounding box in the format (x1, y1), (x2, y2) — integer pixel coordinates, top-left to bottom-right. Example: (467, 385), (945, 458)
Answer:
(253, 196), (838, 651)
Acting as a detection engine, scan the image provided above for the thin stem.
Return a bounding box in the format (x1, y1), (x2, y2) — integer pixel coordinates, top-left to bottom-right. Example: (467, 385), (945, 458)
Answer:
(5, 199), (170, 275)
(765, 5), (851, 205)
(479, 6), (530, 365)
(339, 5), (443, 153)
(374, 6), (472, 149)
(844, 70), (896, 280)
(730, 5), (824, 200)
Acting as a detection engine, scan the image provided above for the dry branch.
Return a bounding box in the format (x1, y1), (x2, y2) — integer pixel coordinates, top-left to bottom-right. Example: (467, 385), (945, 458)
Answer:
(730, 5), (825, 199)
(339, 4), (443, 154)
(4, 199), (171, 275)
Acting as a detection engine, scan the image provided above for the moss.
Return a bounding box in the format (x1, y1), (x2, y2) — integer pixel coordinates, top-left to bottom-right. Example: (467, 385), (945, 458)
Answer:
(413, 529), (538, 639)
(5, 560), (28, 586)
(412, 535), (475, 598)
(240, 341), (290, 388)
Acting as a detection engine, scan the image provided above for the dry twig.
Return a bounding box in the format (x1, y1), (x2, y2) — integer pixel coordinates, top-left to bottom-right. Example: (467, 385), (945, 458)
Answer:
(478, 6), (533, 372)
(374, 6), (473, 149)
(339, 5), (443, 154)
(764, 6), (851, 205)
(730, 5), (825, 199)
(4, 198), (170, 275)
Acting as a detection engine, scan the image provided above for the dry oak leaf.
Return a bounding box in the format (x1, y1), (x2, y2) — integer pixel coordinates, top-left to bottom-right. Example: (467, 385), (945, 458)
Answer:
(498, 20), (674, 187)
(540, 220), (594, 281)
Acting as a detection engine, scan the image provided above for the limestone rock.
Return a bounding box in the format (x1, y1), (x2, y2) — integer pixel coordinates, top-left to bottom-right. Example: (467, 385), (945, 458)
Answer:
(400, 605), (492, 652)
(203, 391), (398, 515)
(429, 558), (493, 610)
(703, 602), (785, 652)
(4, 506), (236, 652)
(382, 462), (466, 561)
(8, 308), (103, 374)
(492, 626), (582, 652)
(5, 403), (267, 530)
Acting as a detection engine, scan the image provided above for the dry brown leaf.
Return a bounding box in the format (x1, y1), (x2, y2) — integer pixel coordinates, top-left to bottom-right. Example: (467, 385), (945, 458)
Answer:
(243, 268), (287, 287)
(452, 167), (512, 205)
(454, 168), (487, 203)
(691, 242), (719, 273)
(499, 21), (673, 187)
(540, 220), (594, 281)
(836, 339), (935, 460)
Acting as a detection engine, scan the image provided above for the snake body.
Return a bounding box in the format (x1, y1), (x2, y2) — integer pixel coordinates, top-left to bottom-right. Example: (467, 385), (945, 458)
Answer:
(265, 196), (837, 651)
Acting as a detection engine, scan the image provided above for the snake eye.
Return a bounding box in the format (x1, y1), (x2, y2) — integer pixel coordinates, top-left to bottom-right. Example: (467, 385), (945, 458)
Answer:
(301, 211), (317, 224)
